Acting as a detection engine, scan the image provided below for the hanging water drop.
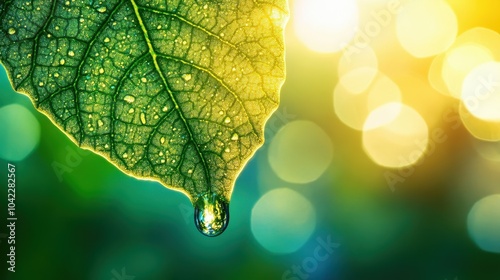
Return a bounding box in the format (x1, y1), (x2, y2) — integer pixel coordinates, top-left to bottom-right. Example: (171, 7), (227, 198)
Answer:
(194, 193), (229, 237)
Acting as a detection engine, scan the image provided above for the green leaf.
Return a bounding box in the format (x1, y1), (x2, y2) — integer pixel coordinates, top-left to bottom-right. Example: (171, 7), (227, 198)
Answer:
(0, 0), (288, 233)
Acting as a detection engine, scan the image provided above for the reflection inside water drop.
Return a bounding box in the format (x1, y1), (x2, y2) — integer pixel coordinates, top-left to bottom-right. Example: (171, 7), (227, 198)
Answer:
(194, 193), (229, 237)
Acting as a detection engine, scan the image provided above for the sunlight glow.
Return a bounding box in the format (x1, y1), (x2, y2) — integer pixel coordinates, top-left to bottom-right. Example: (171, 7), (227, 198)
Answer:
(294, 0), (359, 53)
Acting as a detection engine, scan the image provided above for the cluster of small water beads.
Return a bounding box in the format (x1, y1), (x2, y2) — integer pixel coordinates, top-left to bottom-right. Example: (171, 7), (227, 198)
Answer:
(194, 193), (229, 237)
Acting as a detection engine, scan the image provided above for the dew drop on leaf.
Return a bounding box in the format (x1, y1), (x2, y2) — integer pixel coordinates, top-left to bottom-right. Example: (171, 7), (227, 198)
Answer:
(194, 193), (229, 237)
(8, 28), (16, 35)
(123, 95), (135, 103)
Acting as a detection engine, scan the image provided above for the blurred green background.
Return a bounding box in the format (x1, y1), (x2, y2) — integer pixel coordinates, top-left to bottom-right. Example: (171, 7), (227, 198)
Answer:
(2, 0), (500, 279)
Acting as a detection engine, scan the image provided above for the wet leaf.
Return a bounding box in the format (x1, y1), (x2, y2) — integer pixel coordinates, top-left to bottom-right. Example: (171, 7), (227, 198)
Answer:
(0, 0), (288, 206)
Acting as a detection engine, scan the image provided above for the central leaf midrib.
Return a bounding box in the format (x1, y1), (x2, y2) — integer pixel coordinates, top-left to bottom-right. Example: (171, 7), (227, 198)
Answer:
(130, 0), (212, 195)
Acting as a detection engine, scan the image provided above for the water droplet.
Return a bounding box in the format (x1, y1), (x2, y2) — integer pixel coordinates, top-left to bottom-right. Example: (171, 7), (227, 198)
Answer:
(104, 37), (110, 43)
(97, 120), (104, 127)
(194, 193), (229, 237)
(157, 25), (162, 29)
(160, 137), (165, 144)
(231, 133), (239, 141)
(159, 151), (164, 156)
(225, 147), (231, 153)
(54, 73), (60, 78)
(141, 77), (147, 83)
(8, 28), (16, 35)
(124, 95), (135, 103)
(68, 50), (75, 57)
(60, 59), (66, 65)
(224, 117), (231, 124)
(99, 68), (104, 74)
(182, 73), (192, 82)
(97, 6), (107, 13)
(38, 82), (44, 87)
(122, 153), (128, 159)
(104, 144), (109, 149)
(128, 108), (135, 114)
(187, 169), (193, 174)
(219, 110), (224, 115)
(162, 106), (168, 112)
(140, 112), (146, 124)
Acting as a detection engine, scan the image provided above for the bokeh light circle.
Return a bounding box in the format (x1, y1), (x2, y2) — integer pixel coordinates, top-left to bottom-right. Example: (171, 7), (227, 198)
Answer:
(268, 120), (333, 184)
(429, 28), (500, 98)
(338, 46), (379, 94)
(443, 44), (494, 99)
(251, 188), (316, 254)
(396, 0), (457, 58)
(459, 102), (500, 141)
(462, 62), (500, 122)
(467, 194), (500, 253)
(334, 71), (401, 130)
(362, 102), (429, 168)
(0, 104), (41, 161)
(293, 0), (359, 53)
